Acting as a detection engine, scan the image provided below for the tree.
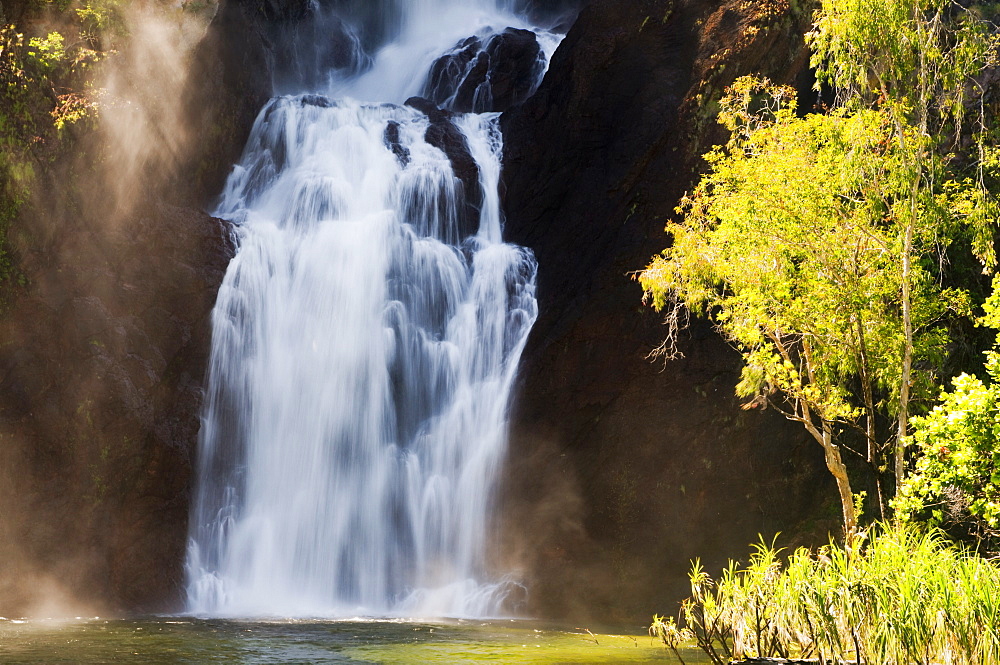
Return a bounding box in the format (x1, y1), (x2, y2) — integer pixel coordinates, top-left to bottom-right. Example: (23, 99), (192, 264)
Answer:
(640, 0), (999, 537)
(808, 0), (998, 490)
(639, 78), (963, 536)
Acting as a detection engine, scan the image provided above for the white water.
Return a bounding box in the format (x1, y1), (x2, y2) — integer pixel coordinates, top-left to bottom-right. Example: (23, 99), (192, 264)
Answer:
(185, 0), (556, 618)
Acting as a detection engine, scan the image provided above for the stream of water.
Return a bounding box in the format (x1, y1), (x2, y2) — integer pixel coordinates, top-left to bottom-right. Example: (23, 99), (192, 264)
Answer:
(186, 0), (559, 618)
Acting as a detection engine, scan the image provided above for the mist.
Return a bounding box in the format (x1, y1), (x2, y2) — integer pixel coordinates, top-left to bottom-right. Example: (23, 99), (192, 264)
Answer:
(0, 0), (230, 618)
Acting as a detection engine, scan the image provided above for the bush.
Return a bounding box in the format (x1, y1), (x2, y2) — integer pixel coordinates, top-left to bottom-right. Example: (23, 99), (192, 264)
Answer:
(896, 281), (1000, 549)
(656, 525), (1000, 664)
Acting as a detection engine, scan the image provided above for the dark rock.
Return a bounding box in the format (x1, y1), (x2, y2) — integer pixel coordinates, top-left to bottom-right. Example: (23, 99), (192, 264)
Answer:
(272, 10), (369, 91)
(384, 121), (410, 166)
(498, 0), (828, 623)
(404, 96), (482, 237)
(260, 0), (311, 22)
(425, 36), (484, 110)
(425, 28), (545, 113)
(404, 96), (442, 120)
(178, 0), (277, 207)
(514, 0), (585, 30)
(479, 28), (545, 112)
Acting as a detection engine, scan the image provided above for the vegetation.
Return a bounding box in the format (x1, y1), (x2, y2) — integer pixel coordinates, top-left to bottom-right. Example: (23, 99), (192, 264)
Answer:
(645, 1), (1000, 661)
(808, 0), (999, 493)
(656, 525), (1000, 665)
(639, 0), (1000, 538)
(895, 282), (1000, 547)
(0, 0), (111, 289)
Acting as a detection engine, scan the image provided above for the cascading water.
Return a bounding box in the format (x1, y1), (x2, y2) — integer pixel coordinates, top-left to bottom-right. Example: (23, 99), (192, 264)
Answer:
(185, 0), (560, 618)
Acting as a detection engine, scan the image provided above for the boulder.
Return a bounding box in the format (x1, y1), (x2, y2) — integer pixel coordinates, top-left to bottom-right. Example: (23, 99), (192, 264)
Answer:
(425, 28), (545, 113)
(405, 96), (483, 238)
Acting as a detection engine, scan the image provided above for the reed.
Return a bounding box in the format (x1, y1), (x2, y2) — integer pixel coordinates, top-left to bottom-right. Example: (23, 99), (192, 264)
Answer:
(657, 524), (1000, 664)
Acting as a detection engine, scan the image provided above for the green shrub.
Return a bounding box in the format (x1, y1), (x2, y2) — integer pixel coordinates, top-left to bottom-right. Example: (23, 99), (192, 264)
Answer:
(657, 525), (1000, 664)
(895, 280), (1000, 549)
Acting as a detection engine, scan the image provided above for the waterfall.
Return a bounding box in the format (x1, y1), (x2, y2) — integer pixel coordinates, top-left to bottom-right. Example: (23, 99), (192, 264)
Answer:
(185, 0), (558, 618)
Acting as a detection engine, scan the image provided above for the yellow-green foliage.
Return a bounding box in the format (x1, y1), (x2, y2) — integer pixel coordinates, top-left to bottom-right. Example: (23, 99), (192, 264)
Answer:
(1, 26), (41, 226)
(0, 2), (110, 281)
(638, 76), (977, 530)
(75, 0), (125, 46)
(895, 280), (1000, 540)
(640, 0), (1000, 535)
(26, 31), (65, 73)
(663, 525), (1000, 665)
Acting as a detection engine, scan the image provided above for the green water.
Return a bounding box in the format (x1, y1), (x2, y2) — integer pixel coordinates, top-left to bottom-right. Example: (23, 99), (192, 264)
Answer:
(0, 618), (706, 664)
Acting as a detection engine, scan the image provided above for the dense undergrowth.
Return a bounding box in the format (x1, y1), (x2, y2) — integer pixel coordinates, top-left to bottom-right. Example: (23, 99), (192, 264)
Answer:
(652, 525), (1000, 665)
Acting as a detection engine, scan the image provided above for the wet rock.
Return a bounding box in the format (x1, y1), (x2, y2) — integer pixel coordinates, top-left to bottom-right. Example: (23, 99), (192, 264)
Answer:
(514, 0), (585, 30)
(478, 28), (546, 112)
(273, 10), (369, 90)
(425, 28), (545, 113)
(405, 96), (482, 237)
(425, 36), (484, 109)
(384, 121), (410, 166)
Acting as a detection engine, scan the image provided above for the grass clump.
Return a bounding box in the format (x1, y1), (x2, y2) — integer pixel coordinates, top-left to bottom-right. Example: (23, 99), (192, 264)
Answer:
(655, 524), (1000, 664)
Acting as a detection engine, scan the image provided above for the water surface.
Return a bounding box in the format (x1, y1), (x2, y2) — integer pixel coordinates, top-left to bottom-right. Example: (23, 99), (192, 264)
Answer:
(0, 618), (702, 663)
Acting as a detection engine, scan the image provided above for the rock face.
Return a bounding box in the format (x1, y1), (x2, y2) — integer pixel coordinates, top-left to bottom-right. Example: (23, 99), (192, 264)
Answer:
(0, 204), (234, 614)
(0, 0), (288, 615)
(498, 0), (833, 621)
(514, 0), (584, 29)
(180, 0), (292, 207)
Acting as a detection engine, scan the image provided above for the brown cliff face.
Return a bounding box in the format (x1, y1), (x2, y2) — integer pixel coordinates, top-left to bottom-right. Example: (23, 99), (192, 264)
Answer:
(0, 0), (282, 615)
(0, 203), (234, 615)
(498, 0), (834, 622)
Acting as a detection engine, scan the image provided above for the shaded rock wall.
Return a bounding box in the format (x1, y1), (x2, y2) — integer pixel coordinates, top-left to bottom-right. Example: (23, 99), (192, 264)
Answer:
(0, 0), (289, 614)
(180, 0), (284, 207)
(0, 204), (234, 614)
(499, 0), (834, 622)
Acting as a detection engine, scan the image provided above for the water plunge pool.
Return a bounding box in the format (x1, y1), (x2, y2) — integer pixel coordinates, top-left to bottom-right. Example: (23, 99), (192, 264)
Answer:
(0, 617), (704, 663)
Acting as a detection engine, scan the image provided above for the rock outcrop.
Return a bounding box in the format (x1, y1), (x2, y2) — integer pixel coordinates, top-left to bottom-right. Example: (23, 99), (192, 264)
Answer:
(425, 28), (545, 113)
(499, 0), (832, 622)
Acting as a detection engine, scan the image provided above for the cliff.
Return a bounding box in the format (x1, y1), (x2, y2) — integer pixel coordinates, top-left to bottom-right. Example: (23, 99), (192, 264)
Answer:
(499, 0), (833, 621)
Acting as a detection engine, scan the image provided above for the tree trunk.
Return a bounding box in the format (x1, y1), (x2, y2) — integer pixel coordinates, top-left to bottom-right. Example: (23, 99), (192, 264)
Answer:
(897, 186), (916, 495)
(822, 422), (857, 541)
(803, 413), (857, 540)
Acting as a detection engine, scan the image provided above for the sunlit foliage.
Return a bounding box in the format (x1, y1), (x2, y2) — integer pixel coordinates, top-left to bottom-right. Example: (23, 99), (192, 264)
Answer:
(640, 0), (1000, 537)
(896, 281), (1000, 547)
(660, 525), (1000, 665)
